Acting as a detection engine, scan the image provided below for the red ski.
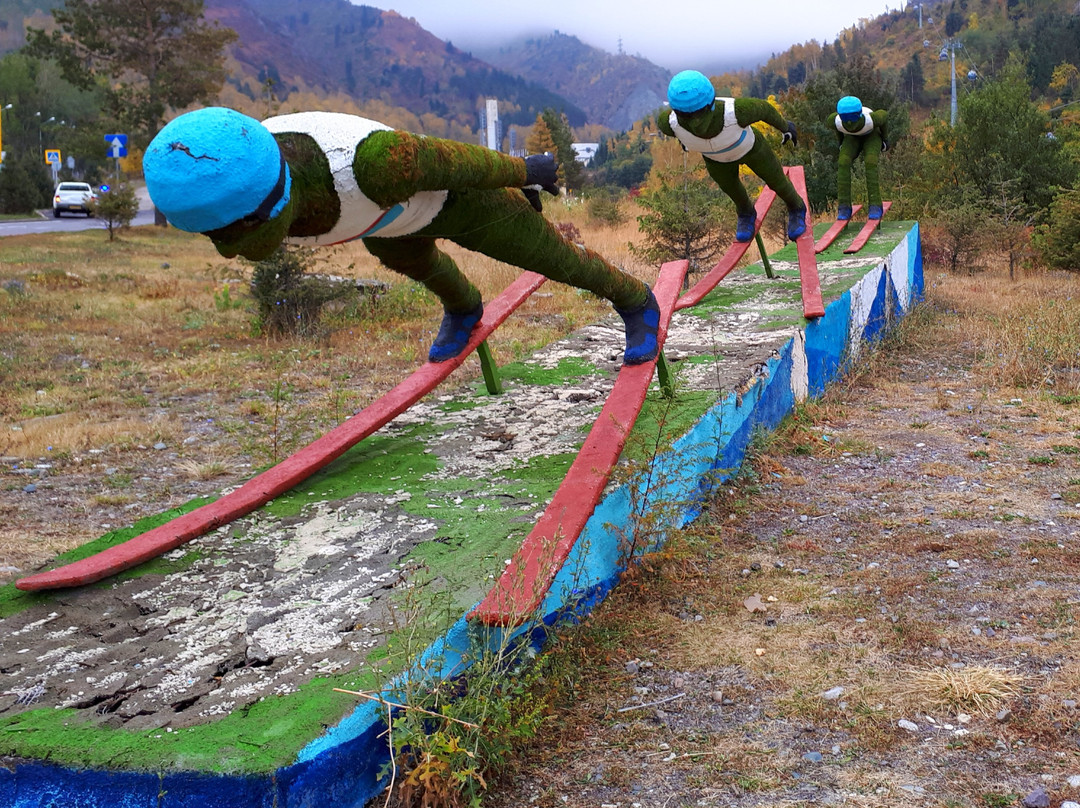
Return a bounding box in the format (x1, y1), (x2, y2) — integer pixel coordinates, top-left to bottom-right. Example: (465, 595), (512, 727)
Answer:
(814, 205), (862, 254)
(674, 185), (777, 311)
(788, 166), (825, 319)
(469, 258), (688, 626)
(17, 272), (550, 591)
(843, 201), (893, 254)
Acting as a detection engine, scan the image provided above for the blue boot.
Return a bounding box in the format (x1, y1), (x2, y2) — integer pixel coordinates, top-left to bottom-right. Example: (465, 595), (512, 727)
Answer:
(428, 302), (483, 362)
(868, 204), (883, 220)
(735, 212), (756, 242)
(787, 207), (807, 240)
(616, 287), (660, 365)
(837, 204), (852, 221)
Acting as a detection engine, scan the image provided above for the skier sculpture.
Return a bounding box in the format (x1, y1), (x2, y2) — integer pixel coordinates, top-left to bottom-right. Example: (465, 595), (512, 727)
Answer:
(830, 95), (889, 220)
(144, 107), (659, 365)
(657, 69), (807, 243)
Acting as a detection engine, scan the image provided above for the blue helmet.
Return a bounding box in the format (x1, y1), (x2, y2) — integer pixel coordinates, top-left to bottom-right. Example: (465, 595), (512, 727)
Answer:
(668, 70), (716, 113)
(144, 107), (292, 233)
(837, 95), (863, 121)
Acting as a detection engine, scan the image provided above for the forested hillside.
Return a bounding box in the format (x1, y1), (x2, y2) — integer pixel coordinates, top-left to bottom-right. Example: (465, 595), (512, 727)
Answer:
(480, 31), (671, 132)
(602, 0), (1080, 285)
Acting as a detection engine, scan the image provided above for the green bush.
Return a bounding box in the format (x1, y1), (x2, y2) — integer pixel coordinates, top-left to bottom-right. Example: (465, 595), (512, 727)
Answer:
(1035, 190), (1080, 271)
(585, 189), (626, 227)
(93, 182), (139, 240)
(250, 247), (358, 337)
(0, 152), (51, 214)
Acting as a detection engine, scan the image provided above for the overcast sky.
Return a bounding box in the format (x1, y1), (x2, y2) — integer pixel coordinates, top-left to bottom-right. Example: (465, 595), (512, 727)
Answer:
(362, 0), (900, 73)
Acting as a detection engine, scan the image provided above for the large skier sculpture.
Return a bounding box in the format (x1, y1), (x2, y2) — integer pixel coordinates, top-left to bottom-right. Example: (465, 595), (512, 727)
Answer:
(144, 107), (660, 365)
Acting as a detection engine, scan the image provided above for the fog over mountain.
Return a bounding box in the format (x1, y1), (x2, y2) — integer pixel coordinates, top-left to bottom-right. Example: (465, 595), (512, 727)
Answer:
(364, 0), (895, 73)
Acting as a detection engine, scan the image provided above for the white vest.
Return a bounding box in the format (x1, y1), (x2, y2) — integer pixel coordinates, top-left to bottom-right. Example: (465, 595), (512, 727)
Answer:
(668, 98), (756, 163)
(263, 111), (448, 245)
(834, 107), (875, 136)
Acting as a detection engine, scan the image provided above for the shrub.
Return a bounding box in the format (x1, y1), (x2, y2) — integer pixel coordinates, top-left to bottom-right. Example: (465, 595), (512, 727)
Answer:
(0, 152), (51, 214)
(585, 189), (626, 226)
(1035, 190), (1080, 271)
(93, 183), (139, 240)
(249, 247), (359, 337)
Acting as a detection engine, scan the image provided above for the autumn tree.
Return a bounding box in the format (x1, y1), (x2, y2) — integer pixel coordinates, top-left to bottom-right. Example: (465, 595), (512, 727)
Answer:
(525, 115), (557, 156)
(632, 164), (732, 274)
(539, 108), (584, 191)
(27, 0), (237, 141)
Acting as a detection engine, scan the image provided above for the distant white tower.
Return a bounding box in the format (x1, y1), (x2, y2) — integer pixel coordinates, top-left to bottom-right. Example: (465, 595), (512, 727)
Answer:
(485, 99), (501, 151)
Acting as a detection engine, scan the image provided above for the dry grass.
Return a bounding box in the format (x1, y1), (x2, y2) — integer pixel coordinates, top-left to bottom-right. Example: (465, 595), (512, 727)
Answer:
(485, 257), (1080, 808)
(891, 665), (1027, 716)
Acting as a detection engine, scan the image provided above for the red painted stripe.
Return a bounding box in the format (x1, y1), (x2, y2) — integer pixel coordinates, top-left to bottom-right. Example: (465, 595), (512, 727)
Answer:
(674, 186), (778, 311)
(16, 272), (549, 591)
(843, 201), (893, 254)
(813, 205), (862, 254)
(788, 167), (825, 319)
(468, 259), (689, 627)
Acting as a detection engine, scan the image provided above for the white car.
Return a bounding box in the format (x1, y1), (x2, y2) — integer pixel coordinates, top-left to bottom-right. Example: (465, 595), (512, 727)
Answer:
(53, 182), (97, 218)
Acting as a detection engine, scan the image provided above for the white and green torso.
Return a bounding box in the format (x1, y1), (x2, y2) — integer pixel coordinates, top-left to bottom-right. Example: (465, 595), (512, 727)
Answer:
(834, 107), (876, 136)
(668, 98), (756, 163)
(263, 111), (448, 244)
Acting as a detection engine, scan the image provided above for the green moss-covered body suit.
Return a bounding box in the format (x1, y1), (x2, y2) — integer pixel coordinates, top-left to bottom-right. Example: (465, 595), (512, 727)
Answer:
(213, 111), (647, 315)
(829, 108), (888, 209)
(657, 97), (804, 217)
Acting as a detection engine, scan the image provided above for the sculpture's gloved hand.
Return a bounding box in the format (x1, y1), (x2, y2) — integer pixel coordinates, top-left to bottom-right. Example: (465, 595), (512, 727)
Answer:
(782, 121), (798, 148)
(522, 153), (559, 211)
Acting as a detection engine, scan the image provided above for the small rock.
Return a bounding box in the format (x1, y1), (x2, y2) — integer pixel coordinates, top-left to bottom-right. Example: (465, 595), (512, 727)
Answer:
(23, 484), (36, 493)
(947, 560), (961, 569)
(1022, 788), (1050, 808)
(153, 442), (167, 450)
(1053, 493), (1064, 500)
(802, 751), (823, 763)
(1060, 802), (1080, 808)
(986, 627), (996, 638)
(625, 661), (640, 675)
(996, 708), (1011, 722)
(1065, 700), (1078, 709)
(710, 691), (724, 704)
(897, 719), (920, 732)
(1067, 775), (1080, 788)
(831, 745), (842, 755)
(820, 686), (845, 701)
(673, 677), (685, 688)
(750, 562), (761, 571)
(957, 713), (972, 724)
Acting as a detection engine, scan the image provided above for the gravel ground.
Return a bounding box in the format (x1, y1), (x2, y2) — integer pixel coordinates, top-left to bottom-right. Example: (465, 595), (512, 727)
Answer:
(485, 274), (1080, 808)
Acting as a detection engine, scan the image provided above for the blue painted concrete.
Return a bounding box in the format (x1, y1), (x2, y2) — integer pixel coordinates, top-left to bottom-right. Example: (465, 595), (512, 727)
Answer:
(3, 223), (923, 808)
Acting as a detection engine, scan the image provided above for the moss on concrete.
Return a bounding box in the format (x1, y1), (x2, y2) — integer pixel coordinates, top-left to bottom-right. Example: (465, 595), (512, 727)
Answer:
(0, 499), (215, 619)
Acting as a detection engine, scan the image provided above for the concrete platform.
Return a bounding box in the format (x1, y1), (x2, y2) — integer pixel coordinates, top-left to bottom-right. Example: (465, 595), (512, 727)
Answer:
(0, 221), (922, 808)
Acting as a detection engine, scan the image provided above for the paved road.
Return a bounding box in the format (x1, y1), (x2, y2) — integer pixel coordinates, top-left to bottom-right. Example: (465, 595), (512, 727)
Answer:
(0, 186), (157, 236)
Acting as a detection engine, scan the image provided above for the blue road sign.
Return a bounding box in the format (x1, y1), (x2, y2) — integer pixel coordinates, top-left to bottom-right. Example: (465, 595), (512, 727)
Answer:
(105, 134), (128, 159)
(44, 149), (60, 165)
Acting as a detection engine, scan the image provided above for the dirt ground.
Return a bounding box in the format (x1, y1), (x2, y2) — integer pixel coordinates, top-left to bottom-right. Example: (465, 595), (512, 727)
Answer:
(485, 267), (1080, 808)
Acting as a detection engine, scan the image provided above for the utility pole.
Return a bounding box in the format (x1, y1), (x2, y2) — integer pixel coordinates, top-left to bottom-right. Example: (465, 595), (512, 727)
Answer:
(939, 40), (963, 127)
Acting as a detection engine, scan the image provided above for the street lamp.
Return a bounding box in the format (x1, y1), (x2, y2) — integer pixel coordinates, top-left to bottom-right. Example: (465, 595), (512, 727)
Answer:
(38, 115), (54, 153)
